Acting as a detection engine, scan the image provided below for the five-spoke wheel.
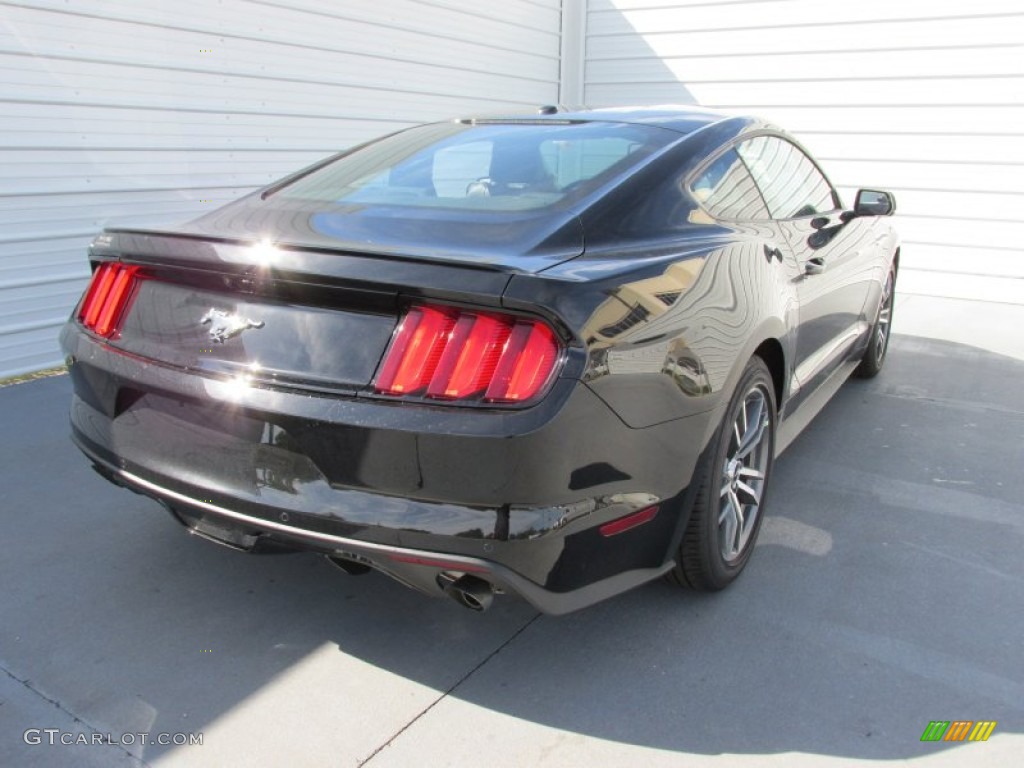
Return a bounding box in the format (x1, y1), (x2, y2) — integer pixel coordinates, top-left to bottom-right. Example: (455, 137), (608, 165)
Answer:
(719, 386), (771, 564)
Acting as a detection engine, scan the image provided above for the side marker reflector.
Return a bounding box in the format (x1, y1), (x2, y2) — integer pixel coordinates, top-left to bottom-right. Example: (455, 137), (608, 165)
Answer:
(599, 505), (660, 537)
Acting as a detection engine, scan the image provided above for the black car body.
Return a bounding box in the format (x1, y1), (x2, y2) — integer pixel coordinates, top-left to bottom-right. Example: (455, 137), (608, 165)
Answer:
(60, 107), (899, 614)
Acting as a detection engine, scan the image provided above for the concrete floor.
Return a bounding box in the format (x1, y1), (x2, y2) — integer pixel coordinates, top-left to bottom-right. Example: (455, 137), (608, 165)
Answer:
(1, 293), (1021, 767)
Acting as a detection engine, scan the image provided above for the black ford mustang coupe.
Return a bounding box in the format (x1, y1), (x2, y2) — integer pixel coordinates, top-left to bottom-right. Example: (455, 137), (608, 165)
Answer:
(61, 106), (898, 614)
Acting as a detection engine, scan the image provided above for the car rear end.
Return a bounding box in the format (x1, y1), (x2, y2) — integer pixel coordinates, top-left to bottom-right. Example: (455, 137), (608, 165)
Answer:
(62, 228), (702, 613)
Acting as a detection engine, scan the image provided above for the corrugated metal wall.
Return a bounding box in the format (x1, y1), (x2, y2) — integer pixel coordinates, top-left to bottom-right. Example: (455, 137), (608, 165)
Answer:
(584, 0), (1024, 305)
(4, 0), (1022, 377)
(0, 0), (561, 377)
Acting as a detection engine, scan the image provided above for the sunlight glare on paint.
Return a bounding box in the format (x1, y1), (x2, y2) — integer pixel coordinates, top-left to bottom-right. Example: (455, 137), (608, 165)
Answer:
(250, 238), (280, 267)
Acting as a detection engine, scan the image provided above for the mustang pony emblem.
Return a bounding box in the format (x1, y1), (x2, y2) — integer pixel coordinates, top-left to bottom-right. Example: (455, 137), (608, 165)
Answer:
(200, 309), (264, 343)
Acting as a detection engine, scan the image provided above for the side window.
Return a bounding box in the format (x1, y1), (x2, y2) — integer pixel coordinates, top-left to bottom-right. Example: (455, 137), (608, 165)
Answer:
(737, 136), (837, 219)
(689, 148), (770, 221)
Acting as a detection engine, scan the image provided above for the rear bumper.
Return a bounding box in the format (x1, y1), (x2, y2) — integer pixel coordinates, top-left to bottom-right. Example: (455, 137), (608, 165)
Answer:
(82, 454), (676, 615)
(63, 323), (717, 613)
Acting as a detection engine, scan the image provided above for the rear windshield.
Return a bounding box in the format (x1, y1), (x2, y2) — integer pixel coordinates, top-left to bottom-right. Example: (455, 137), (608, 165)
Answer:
(277, 121), (676, 211)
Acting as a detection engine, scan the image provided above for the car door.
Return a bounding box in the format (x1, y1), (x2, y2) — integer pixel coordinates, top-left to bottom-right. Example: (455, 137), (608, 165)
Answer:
(737, 135), (876, 406)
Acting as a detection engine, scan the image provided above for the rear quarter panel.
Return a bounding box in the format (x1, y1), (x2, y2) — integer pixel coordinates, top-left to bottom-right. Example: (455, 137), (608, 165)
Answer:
(507, 229), (797, 431)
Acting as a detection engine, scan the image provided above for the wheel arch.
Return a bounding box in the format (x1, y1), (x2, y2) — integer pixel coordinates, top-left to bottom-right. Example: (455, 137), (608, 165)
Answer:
(716, 314), (790, 419)
(753, 337), (785, 409)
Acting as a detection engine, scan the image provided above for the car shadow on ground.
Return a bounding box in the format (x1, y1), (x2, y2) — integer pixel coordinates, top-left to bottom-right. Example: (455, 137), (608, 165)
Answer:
(1, 332), (1020, 765)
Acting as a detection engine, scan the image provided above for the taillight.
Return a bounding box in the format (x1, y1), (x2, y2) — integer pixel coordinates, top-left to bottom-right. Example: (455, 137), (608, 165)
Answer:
(77, 263), (142, 338)
(374, 304), (561, 404)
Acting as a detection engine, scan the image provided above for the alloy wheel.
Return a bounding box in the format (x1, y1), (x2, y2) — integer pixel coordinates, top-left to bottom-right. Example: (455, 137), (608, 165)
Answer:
(874, 272), (894, 366)
(719, 385), (772, 563)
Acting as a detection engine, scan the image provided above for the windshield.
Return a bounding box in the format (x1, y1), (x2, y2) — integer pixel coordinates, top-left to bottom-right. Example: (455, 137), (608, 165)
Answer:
(277, 121), (676, 212)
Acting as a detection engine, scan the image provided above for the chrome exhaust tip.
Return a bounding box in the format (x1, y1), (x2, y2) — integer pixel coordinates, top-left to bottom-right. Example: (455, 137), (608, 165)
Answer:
(443, 574), (494, 612)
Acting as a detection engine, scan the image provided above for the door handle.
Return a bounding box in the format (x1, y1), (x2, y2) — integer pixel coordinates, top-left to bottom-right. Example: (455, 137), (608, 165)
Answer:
(804, 257), (826, 275)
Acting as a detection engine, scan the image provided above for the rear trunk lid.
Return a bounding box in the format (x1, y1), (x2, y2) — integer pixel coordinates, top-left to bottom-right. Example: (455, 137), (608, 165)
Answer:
(116, 275), (393, 395)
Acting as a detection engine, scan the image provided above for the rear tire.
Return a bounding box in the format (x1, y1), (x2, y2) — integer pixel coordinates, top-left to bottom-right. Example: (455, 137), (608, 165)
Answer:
(854, 265), (896, 379)
(669, 356), (776, 591)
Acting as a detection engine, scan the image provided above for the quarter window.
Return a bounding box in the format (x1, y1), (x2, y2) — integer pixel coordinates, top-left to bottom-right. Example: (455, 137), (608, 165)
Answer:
(737, 136), (837, 219)
(689, 148), (770, 221)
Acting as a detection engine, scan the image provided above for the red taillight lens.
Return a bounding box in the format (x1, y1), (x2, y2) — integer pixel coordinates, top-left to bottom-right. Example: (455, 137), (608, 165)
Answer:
(77, 263), (142, 339)
(375, 305), (561, 404)
(79, 263), (118, 328)
(484, 320), (558, 403)
(427, 313), (512, 400)
(374, 306), (458, 395)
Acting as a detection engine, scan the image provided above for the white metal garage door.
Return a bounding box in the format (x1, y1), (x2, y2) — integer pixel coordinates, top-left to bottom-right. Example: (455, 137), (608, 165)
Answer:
(581, 0), (1024, 306)
(0, 0), (561, 377)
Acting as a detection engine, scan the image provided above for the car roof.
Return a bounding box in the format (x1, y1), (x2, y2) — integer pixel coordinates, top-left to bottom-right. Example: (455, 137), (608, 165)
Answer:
(458, 105), (749, 135)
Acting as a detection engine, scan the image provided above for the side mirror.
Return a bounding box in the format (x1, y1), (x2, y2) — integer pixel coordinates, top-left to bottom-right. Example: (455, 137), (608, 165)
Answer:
(853, 189), (895, 217)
